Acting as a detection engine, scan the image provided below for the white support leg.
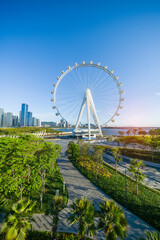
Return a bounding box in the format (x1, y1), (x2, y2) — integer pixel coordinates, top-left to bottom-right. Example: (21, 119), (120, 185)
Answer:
(74, 88), (102, 139)
(75, 95), (86, 130)
(86, 92), (91, 140)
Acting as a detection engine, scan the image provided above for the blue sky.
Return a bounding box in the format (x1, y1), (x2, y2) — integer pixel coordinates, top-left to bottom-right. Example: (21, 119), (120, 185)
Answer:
(0, 0), (160, 127)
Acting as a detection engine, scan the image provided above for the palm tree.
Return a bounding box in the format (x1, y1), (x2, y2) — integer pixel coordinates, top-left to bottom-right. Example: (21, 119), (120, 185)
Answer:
(97, 199), (127, 240)
(139, 230), (160, 240)
(46, 195), (65, 240)
(0, 198), (36, 240)
(68, 197), (97, 240)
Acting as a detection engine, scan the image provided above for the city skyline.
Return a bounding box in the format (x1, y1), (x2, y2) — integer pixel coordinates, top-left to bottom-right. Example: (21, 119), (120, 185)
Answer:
(0, 1), (160, 127)
(0, 103), (40, 127)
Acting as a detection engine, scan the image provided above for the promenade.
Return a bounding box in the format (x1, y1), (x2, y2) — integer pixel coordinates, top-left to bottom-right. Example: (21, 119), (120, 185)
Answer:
(32, 140), (156, 239)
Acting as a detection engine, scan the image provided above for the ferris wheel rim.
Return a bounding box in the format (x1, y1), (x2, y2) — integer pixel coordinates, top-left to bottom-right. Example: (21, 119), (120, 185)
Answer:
(52, 62), (124, 126)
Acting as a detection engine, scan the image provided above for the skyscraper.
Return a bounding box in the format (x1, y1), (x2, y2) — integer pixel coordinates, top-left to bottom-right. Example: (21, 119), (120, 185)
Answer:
(6, 112), (13, 127)
(0, 108), (4, 127)
(20, 103), (28, 126)
(28, 112), (32, 126)
(12, 116), (18, 127)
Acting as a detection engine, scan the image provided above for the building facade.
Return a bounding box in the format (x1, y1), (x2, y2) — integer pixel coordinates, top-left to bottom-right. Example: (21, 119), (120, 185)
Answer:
(20, 103), (28, 126)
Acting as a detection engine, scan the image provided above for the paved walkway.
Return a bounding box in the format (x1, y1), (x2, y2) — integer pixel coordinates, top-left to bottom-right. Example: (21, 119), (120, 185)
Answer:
(32, 140), (156, 239)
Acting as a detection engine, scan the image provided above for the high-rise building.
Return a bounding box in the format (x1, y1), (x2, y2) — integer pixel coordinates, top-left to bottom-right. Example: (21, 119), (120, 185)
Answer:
(28, 112), (33, 126)
(20, 103), (28, 126)
(12, 116), (18, 127)
(6, 112), (13, 127)
(0, 108), (4, 127)
(32, 117), (37, 126)
(36, 119), (40, 127)
(2, 113), (7, 127)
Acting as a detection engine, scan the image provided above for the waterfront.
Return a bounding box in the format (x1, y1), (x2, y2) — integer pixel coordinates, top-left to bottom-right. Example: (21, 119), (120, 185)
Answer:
(56, 127), (151, 136)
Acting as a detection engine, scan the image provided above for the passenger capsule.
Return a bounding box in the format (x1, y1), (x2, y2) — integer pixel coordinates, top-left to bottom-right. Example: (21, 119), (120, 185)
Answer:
(90, 61), (93, 64)
(52, 106), (56, 109)
(51, 91), (54, 94)
(104, 65), (107, 69)
(110, 70), (114, 74)
(82, 61), (85, 64)
(115, 75), (119, 80)
(97, 62), (100, 66)
(51, 98), (54, 102)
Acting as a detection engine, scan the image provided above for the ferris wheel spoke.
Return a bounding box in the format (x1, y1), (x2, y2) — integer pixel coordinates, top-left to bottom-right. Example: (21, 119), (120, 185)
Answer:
(53, 63), (123, 127)
(70, 69), (85, 91)
(91, 72), (112, 91)
(89, 68), (104, 89)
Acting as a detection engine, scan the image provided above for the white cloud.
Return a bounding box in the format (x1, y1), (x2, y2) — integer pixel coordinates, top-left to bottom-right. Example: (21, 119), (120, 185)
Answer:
(155, 92), (160, 96)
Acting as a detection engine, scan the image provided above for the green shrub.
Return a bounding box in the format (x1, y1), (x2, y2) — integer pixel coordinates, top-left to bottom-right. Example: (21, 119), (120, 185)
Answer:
(68, 143), (160, 231)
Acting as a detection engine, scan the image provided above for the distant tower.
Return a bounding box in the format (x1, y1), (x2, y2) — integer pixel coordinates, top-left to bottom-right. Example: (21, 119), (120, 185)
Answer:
(28, 112), (33, 126)
(20, 103), (28, 126)
(0, 108), (4, 127)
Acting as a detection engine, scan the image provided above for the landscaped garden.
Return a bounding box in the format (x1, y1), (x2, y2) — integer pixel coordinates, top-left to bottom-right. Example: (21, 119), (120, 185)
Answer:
(0, 135), (67, 214)
(113, 135), (160, 163)
(0, 127), (60, 136)
(67, 141), (160, 231)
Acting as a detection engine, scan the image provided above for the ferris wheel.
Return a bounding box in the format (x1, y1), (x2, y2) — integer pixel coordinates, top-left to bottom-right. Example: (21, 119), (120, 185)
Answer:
(51, 61), (124, 139)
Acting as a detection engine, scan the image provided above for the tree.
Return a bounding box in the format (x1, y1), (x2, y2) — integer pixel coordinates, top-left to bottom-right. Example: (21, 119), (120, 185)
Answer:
(92, 146), (104, 179)
(67, 141), (80, 163)
(126, 129), (131, 136)
(46, 195), (65, 240)
(139, 230), (160, 240)
(118, 131), (125, 137)
(110, 147), (122, 175)
(68, 197), (96, 240)
(138, 130), (147, 135)
(0, 198), (36, 240)
(132, 128), (138, 135)
(97, 199), (127, 240)
(149, 137), (160, 161)
(149, 128), (160, 136)
(128, 159), (145, 195)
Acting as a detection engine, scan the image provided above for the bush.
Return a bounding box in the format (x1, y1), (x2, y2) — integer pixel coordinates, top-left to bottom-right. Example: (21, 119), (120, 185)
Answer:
(67, 142), (160, 231)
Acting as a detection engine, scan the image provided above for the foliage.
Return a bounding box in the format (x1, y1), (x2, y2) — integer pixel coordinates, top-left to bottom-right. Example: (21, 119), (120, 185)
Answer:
(139, 230), (160, 240)
(118, 131), (125, 136)
(0, 135), (66, 214)
(46, 195), (66, 240)
(0, 231), (91, 240)
(110, 147), (122, 175)
(97, 199), (127, 240)
(0, 127), (59, 135)
(149, 128), (160, 136)
(0, 198), (36, 240)
(113, 147), (160, 164)
(67, 141), (80, 163)
(68, 197), (96, 240)
(128, 159), (146, 195)
(67, 143), (160, 231)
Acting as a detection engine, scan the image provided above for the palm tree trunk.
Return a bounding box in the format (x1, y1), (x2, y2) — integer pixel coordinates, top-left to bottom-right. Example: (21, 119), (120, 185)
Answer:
(52, 225), (58, 240)
(136, 183), (138, 195)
